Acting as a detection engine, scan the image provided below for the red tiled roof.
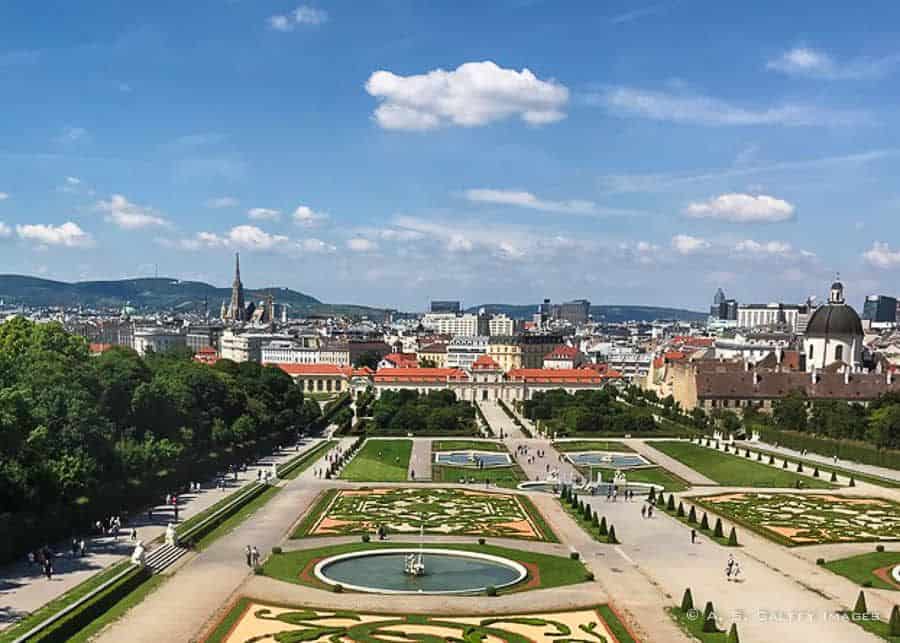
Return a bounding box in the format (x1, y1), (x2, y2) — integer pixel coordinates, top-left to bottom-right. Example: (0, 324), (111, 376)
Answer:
(584, 363), (624, 379)
(375, 367), (468, 383)
(381, 352), (419, 367)
(664, 350), (686, 362)
(544, 345), (579, 360)
(418, 343), (448, 353)
(506, 368), (602, 384)
(472, 354), (500, 369)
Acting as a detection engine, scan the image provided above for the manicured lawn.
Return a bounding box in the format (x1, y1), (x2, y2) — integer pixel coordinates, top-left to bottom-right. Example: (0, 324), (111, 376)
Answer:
(432, 440), (505, 451)
(194, 485), (281, 550)
(431, 464), (526, 488)
(291, 489), (338, 538)
(554, 440), (635, 453)
(65, 574), (167, 642)
(668, 606), (729, 642)
(653, 441), (836, 488)
(843, 612), (900, 641)
(263, 542), (591, 592)
(824, 551), (900, 590)
(340, 439), (412, 481)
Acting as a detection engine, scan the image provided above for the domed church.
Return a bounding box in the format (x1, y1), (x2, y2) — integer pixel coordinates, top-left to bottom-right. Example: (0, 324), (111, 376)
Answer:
(803, 278), (864, 372)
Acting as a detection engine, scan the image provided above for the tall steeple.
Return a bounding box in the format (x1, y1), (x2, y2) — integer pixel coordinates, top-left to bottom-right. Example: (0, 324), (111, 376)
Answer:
(228, 252), (246, 321)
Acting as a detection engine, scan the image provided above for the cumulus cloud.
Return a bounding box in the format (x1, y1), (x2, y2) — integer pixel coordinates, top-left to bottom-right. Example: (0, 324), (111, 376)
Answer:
(0, 192), (8, 201)
(299, 238), (336, 253)
(347, 237), (377, 252)
(599, 86), (868, 127)
(464, 188), (599, 215)
(247, 207), (281, 221)
(0, 221), (10, 238)
(365, 61), (569, 130)
(16, 222), (94, 247)
(65, 176), (81, 186)
(95, 194), (169, 229)
(685, 193), (795, 223)
(293, 205), (328, 226)
(767, 47), (900, 80)
(864, 242), (900, 268)
(671, 234), (710, 255)
(734, 239), (793, 255)
(227, 225), (289, 250)
(268, 5), (328, 31)
(206, 196), (239, 209)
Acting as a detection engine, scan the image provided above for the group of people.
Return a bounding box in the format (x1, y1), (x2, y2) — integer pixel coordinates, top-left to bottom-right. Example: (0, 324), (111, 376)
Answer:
(244, 545), (261, 568)
(517, 444), (544, 466)
(604, 485), (636, 502)
(95, 515), (125, 540)
(27, 547), (56, 580)
(725, 554), (743, 581)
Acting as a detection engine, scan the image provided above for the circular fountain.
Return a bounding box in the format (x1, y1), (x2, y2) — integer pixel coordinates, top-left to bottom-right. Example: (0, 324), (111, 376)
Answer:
(313, 548), (527, 595)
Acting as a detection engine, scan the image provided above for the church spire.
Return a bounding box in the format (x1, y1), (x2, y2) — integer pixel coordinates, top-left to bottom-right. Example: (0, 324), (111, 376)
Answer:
(234, 252), (241, 284)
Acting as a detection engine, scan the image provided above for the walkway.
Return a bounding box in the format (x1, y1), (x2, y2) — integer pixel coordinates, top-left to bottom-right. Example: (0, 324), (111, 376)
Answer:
(408, 438), (433, 481)
(0, 441), (312, 631)
(629, 440), (717, 486)
(739, 439), (900, 483)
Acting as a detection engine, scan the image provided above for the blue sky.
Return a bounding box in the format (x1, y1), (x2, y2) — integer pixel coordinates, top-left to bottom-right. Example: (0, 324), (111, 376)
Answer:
(1, 1), (899, 311)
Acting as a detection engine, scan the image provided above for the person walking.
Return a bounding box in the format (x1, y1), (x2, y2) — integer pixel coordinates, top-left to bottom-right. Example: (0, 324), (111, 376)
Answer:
(647, 504), (653, 518)
(251, 546), (260, 567)
(79, 539), (86, 557)
(691, 528), (697, 544)
(641, 505), (646, 519)
(131, 527), (137, 541)
(245, 545), (252, 567)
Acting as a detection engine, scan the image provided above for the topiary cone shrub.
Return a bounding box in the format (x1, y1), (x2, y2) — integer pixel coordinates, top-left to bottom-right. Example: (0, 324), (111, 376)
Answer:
(727, 622), (740, 643)
(570, 551), (580, 561)
(592, 512), (600, 527)
(700, 513), (710, 530)
(680, 587), (694, 612)
(745, 449), (751, 458)
(648, 488), (656, 503)
(877, 544), (885, 553)
(797, 463), (804, 473)
(756, 452), (762, 461)
(713, 518), (724, 538)
(688, 506), (697, 523)
(728, 527), (738, 546)
(782, 460), (788, 469)
(702, 601), (718, 633)
(667, 494), (676, 512)
(607, 525), (618, 544)
(889, 605), (900, 636)
(599, 516), (608, 536)
(813, 467), (820, 478)
(677, 502), (685, 518)
(849, 477), (856, 487)
(769, 455), (775, 465)
(485, 585), (497, 596)
(853, 590), (867, 615)
(830, 471), (838, 482)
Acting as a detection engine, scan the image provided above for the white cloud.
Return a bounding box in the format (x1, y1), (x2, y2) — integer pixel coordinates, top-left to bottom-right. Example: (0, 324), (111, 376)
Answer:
(599, 86), (868, 127)
(365, 61), (569, 131)
(685, 193), (795, 223)
(347, 237), (377, 252)
(767, 47), (900, 80)
(734, 239), (793, 255)
(268, 5), (328, 31)
(671, 234), (710, 255)
(0, 192), (8, 201)
(95, 194), (169, 229)
(293, 205), (328, 226)
(227, 225), (289, 250)
(247, 207), (281, 221)
(0, 221), (10, 238)
(299, 238), (336, 253)
(16, 222), (94, 247)
(464, 188), (599, 215)
(864, 242), (900, 268)
(206, 196), (239, 209)
(65, 176), (80, 186)
(57, 126), (88, 144)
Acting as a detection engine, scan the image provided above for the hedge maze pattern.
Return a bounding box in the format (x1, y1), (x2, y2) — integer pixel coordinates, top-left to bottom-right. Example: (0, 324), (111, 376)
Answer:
(700, 492), (900, 545)
(309, 488), (542, 540)
(221, 604), (619, 643)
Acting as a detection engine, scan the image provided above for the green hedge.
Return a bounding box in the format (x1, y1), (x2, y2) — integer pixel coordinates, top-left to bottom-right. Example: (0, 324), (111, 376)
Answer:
(177, 482), (268, 546)
(758, 427), (900, 470)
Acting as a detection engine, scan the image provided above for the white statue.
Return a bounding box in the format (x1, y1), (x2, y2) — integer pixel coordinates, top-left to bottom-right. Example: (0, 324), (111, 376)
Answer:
(270, 463), (278, 481)
(165, 522), (178, 547)
(131, 540), (146, 566)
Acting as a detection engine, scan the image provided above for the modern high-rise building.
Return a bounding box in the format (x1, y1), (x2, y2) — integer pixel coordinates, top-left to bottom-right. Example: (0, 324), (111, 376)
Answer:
(430, 300), (461, 314)
(556, 299), (591, 325)
(862, 295), (898, 324)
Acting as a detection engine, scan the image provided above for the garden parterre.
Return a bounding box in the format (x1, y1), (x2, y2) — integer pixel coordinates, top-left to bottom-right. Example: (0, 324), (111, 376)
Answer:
(306, 487), (549, 540)
(696, 492), (900, 545)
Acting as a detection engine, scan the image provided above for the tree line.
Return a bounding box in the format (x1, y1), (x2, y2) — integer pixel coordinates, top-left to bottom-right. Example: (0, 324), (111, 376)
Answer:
(522, 389), (658, 436)
(0, 318), (322, 563)
(371, 389), (475, 435)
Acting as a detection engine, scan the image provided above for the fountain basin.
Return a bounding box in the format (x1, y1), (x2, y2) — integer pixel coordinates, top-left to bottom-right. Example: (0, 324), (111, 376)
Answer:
(433, 451), (512, 468)
(313, 548), (527, 594)
(567, 452), (649, 468)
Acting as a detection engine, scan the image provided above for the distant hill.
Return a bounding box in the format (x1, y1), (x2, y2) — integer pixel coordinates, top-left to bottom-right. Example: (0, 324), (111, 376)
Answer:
(0, 275), (384, 318)
(466, 303), (706, 323)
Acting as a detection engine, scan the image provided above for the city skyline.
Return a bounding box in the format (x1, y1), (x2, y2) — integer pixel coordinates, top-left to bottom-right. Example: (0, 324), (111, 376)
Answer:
(1, 1), (900, 309)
